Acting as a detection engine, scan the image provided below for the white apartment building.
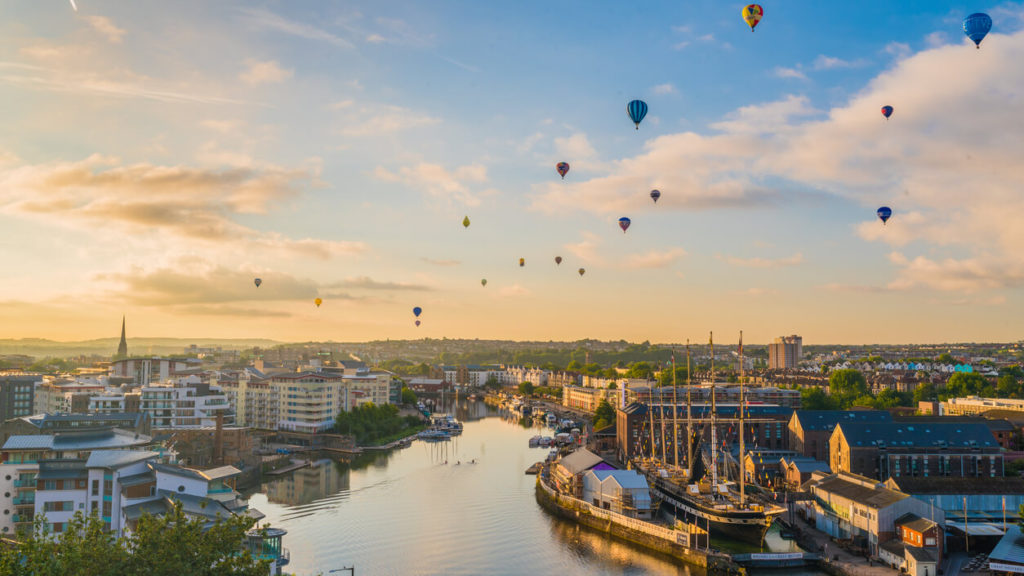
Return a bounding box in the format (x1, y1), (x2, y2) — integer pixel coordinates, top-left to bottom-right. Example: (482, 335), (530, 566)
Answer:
(34, 381), (105, 414)
(504, 366), (550, 387)
(944, 396), (1024, 416)
(215, 372), (276, 429)
(0, 428), (153, 536)
(110, 358), (194, 386)
(344, 373), (391, 406)
(271, 372), (346, 433)
(139, 378), (233, 429)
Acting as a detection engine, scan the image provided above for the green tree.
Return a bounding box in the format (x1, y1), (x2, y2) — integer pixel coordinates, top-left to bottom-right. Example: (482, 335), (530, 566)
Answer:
(936, 352), (956, 364)
(913, 381), (937, 404)
(800, 387), (838, 410)
(657, 365), (690, 387)
(593, 398), (616, 429)
(400, 386), (417, 405)
(484, 375), (501, 390)
(626, 362), (653, 380)
(829, 369), (869, 409)
(566, 360), (583, 371)
(873, 388), (912, 409)
(518, 381), (535, 396)
(998, 374), (1023, 399)
(0, 506), (269, 576)
(944, 372), (989, 400)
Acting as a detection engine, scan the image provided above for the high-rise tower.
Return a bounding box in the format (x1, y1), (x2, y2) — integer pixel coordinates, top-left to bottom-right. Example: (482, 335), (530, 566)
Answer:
(116, 316), (128, 359)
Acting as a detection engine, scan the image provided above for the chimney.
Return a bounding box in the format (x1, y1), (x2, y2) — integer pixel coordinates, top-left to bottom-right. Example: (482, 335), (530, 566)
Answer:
(214, 411), (224, 466)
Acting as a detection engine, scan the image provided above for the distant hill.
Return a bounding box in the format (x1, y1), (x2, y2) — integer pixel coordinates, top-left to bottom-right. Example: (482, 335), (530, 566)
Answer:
(0, 338), (282, 359)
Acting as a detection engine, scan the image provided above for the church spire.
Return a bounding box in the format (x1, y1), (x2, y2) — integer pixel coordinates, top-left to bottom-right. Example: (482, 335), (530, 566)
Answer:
(116, 315), (128, 359)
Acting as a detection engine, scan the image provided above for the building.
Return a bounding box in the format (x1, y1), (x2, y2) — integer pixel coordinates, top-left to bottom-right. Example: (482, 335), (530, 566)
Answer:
(989, 524), (1024, 575)
(0, 428), (153, 536)
(894, 414), (1019, 451)
(801, 471), (943, 556)
(581, 469), (652, 519)
(562, 385), (616, 412)
(110, 358), (193, 387)
(0, 412), (151, 446)
(0, 376), (39, 421)
(89, 392), (141, 415)
(768, 335), (803, 370)
(269, 372), (345, 433)
(830, 421), (1003, 480)
(781, 456), (831, 489)
(33, 380), (105, 415)
(789, 410), (892, 463)
(897, 513), (943, 562)
(945, 396), (1024, 416)
(742, 449), (796, 487)
(884, 475), (1024, 537)
(552, 448), (609, 498)
(624, 385), (801, 408)
(215, 371), (273, 429)
(140, 379), (233, 429)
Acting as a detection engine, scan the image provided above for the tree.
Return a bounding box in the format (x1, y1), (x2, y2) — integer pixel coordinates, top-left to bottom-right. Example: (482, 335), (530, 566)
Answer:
(913, 381), (937, 404)
(944, 372), (989, 400)
(0, 506), (269, 576)
(593, 398), (616, 430)
(400, 386), (417, 405)
(999, 374), (1023, 399)
(801, 387), (837, 410)
(518, 381), (535, 396)
(657, 365), (689, 387)
(936, 352), (956, 364)
(626, 362), (653, 380)
(872, 389), (912, 409)
(566, 360), (583, 371)
(484, 375), (501, 390)
(829, 369), (869, 409)
(607, 382), (617, 390)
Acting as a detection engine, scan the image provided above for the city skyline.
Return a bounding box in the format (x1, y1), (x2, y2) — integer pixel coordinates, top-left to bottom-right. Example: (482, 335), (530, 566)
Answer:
(1, 2), (1022, 344)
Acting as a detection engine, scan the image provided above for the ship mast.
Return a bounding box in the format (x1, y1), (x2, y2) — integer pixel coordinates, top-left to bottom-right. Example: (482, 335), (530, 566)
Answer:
(660, 379), (668, 465)
(710, 332), (717, 491)
(686, 340), (693, 477)
(739, 330), (746, 507)
(672, 351), (680, 469)
(648, 383), (657, 463)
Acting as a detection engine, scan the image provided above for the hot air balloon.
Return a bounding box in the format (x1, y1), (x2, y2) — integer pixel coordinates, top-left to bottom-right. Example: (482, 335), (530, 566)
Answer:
(881, 105), (893, 120)
(578, 268), (585, 276)
(415, 320), (421, 327)
(963, 13), (992, 49)
(481, 279), (487, 287)
(618, 217), (631, 233)
(627, 100), (648, 130)
(877, 206), (892, 225)
(314, 298), (322, 307)
(556, 162), (570, 179)
(742, 4), (763, 31)
(413, 307), (422, 317)
(555, 256), (562, 265)
(462, 216), (470, 229)
(254, 278), (262, 288)
(650, 189), (661, 203)
(519, 258), (525, 267)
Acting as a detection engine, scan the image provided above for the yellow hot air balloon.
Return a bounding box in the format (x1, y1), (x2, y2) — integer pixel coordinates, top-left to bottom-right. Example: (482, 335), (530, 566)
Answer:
(462, 216), (470, 229)
(742, 4), (763, 31)
(578, 268), (585, 276)
(519, 258), (525, 267)
(314, 298), (322, 307)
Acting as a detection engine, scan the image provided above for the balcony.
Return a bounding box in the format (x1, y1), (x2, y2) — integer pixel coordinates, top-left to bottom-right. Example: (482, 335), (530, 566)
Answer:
(12, 495), (34, 506)
(13, 479), (35, 488)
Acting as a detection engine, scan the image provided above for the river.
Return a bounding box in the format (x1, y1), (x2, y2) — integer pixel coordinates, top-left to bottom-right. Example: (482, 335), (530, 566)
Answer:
(247, 399), (827, 576)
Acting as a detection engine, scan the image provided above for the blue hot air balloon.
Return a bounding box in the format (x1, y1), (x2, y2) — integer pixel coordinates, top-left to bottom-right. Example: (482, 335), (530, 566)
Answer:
(963, 13), (992, 49)
(618, 217), (631, 233)
(627, 100), (648, 130)
(881, 105), (893, 120)
(412, 307), (422, 317)
(650, 189), (661, 203)
(877, 206), (892, 225)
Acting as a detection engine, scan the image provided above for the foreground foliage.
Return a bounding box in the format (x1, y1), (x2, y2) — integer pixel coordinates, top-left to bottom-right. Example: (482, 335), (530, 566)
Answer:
(334, 402), (422, 445)
(0, 504), (269, 576)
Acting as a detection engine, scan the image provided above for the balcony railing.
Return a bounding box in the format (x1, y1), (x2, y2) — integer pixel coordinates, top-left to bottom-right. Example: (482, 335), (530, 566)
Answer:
(13, 495), (34, 505)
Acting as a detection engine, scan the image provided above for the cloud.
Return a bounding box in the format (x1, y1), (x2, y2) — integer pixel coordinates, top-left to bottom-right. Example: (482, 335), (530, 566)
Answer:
(722, 253), (804, 268)
(239, 59), (293, 85)
(0, 61), (249, 106)
(0, 155), (364, 258)
(421, 257), (460, 267)
(924, 32), (948, 48)
(565, 232), (602, 264)
(338, 103), (440, 136)
(239, 8), (354, 49)
(884, 42), (911, 59)
(625, 248), (687, 269)
(653, 83), (676, 95)
(812, 55), (867, 70)
(335, 276), (432, 291)
(97, 265), (321, 306)
(886, 253), (1024, 293)
(498, 284), (530, 297)
(374, 162), (488, 206)
(773, 66), (807, 80)
(86, 16), (126, 44)
(730, 287), (778, 296)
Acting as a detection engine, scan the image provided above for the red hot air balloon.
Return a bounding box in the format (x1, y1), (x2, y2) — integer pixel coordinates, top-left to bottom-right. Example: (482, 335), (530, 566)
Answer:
(555, 256), (562, 265)
(618, 217), (631, 233)
(881, 105), (894, 120)
(556, 162), (570, 179)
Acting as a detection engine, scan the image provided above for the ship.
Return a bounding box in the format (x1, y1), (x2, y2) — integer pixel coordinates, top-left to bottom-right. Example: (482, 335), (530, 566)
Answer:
(634, 332), (786, 545)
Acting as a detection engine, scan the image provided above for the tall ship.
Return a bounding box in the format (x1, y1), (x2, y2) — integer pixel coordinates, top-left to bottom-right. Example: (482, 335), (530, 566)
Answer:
(635, 332), (786, 544)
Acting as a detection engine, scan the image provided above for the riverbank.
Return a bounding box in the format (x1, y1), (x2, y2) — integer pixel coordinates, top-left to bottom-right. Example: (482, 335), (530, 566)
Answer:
(534, 474), (742, 574)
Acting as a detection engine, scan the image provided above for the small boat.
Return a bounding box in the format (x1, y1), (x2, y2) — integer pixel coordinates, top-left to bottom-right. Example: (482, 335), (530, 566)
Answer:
(417, 429), (451, 442)
(546, 449), (559, 462)
(529, 435), (542, 448)
(538, 436), (553, 447)
(525, 462), (543, 475)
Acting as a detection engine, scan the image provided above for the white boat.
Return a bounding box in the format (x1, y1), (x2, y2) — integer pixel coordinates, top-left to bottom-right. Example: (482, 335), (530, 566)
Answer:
(429, 413), (463, 434)
(417, 429), (451, 442)
(529, 435), (542, 448)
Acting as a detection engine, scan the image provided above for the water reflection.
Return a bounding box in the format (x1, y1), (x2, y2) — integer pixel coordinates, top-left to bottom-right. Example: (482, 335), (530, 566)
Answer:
(263, 459), (350, 506)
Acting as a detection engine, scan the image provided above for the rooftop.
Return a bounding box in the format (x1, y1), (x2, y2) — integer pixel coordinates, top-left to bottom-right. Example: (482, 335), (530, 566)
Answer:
(589, 469), (649, 490)
(886, 475), (1024, 495)
(990, 524), (1024, 566)
(3, 428), (152, 451)
(835, 421), (998, 448)
(86, 450), (158, 469)
(557, 448), (607, 475)
(793, 410), (892, 431)
(812, 473), (909, 509)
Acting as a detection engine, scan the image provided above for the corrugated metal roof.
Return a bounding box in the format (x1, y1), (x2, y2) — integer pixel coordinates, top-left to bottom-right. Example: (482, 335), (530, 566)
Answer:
(990, 524), (1024, 565)
(86, 450), (158, 469)
(813, 474), (909, 509)
(837, 421), (998, 448)
(794, 410), (892, 431)
(590, 469), (649, 490)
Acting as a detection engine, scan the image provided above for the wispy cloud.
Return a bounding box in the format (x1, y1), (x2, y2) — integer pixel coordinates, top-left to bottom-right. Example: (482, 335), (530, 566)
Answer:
(773, 66), (807, 80)
(498, 284), (531, 297)
(721, 253), (804, 268)
(625, 248), (686, 269)
(653, 83), (676, 95)
(239, 59), (294, 85)
(86, 16), (125, 44)
(239, 7), (355, 49)
(335, 276), (432, 291)
(338, 103), (440, 136)
(812, 55), (868, 70)
(565, 232), (603, 264)
(421, 257), (460, 267)
(374, 162), (489, 206)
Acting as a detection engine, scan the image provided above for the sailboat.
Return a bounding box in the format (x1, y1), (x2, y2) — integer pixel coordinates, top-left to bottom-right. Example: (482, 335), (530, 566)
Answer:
(637, 332), (786, 544)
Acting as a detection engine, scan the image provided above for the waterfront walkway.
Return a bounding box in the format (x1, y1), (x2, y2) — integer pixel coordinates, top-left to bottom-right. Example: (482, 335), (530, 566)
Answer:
(795, 522), (899, 576)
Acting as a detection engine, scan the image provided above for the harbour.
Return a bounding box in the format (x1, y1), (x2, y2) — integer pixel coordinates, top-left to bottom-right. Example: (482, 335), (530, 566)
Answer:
(247, 398), (824, 576)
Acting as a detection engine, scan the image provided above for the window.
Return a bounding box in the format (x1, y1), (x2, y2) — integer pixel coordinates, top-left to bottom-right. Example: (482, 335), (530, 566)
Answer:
(102, 501), (111, 517)
(44, 481), (56, 491)
(103, 480), (112, 495)
(91, 480), (99, 496)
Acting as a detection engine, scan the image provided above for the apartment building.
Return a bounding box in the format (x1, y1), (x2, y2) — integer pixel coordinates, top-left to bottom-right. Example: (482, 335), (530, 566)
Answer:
(34, 381), (105, 415)
(0, 376), (40, 421)
(139, 379), (233, 429)
(769, 335), (803, 370)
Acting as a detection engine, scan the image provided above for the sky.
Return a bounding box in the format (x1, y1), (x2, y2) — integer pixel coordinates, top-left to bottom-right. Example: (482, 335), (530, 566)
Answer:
(0, 1), (1022, 345)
